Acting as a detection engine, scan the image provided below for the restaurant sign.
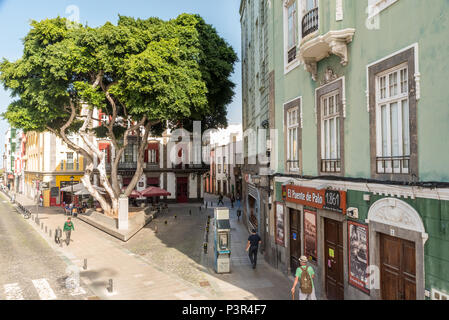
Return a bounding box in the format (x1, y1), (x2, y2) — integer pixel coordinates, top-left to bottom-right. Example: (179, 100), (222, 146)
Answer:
(282, 185), (347, 214)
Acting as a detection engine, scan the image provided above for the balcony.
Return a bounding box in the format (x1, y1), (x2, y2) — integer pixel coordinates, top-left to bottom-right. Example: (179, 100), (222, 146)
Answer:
(302, 7), (319, 38)
(298, 7), (355, 81)
(288, 47), (297, 64)
(321, 159), (341, 173)
(376, 156), (410, 175)
(118, 162), (138, 170)
(286, 160), (300, 173)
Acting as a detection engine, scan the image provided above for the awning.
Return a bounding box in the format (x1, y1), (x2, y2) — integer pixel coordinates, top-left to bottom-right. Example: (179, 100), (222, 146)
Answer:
(140, 186), (171, 197)
(60, 183), (85, 192)
(74, 185), (106, 196)
(122, 188), (142, 199)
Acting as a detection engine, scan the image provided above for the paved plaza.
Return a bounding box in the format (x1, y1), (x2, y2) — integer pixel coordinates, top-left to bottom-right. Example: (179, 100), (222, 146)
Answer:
(2, 192), (294, 300)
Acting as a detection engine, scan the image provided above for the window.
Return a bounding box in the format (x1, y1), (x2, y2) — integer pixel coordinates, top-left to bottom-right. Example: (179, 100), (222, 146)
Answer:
(223, 157), (227, 174)
(317, 78), (344, 175)
(375, 64), (410, 174)
(287, 107), (300, 171)
(66, 153), (74, 170)
(368, 45), (417, 180)
(149, 149), (157, 164)
(287, 1), (298, 63)
(218, 157), (221, 173)
(123, 144), (134, 163)
(321, 91), (341, 173)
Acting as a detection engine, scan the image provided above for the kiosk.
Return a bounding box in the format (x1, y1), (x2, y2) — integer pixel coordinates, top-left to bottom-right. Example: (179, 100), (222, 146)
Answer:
(214, 208), (231, 273)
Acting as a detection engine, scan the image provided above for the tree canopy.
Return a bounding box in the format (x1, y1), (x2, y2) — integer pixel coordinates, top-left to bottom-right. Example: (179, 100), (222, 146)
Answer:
(0, 14), (238, 216)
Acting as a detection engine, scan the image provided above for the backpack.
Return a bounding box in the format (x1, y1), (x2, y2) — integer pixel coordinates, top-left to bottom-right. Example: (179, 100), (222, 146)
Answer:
(299, 266), (313, 294)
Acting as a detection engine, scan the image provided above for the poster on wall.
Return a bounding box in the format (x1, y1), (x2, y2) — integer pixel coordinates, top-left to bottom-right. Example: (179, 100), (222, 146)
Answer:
(348, 221), (370, 294)
(275, 203), (285, 246)
(304, 210), (317, 262)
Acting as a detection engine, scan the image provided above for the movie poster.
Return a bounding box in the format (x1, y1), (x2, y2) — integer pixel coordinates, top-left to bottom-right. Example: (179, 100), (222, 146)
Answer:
(304, 210), (317, 262)
(275, 203), (285, 246)
(348, 221), (370, 293)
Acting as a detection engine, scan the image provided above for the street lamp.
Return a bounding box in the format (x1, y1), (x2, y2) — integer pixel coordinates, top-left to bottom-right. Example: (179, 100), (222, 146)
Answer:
(70, 176), (74, 204)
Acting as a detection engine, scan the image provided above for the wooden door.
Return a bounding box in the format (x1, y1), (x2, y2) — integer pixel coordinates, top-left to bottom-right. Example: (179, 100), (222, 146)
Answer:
(380, 234), (416, 300)
(176, 177), (188, 203)
(324, 218), (344, 300)
(290, 209), (302, 275)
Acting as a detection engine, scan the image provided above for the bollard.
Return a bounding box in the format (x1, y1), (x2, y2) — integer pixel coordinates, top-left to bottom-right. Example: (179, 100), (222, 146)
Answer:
(203, 242), (208, 254)
(165, 221), (168, 225)
(108, 279), (113, 293)
(199, 206), (201, 212)
(83, 259), (87, 270)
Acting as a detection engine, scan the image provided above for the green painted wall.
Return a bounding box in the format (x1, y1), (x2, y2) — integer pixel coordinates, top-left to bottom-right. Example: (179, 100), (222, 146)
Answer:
(347, 190), (449, 294)
(270, 0), (449, 182)
(275, 183), (449, 294)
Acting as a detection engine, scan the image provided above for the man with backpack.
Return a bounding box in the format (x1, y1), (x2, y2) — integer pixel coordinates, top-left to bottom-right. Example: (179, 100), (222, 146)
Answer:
(291, 256), (317, 300)
(63, 217), (75, 246)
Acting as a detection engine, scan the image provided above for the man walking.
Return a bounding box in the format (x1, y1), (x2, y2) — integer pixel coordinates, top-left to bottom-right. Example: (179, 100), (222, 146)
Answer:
(291, 256), (317, 300)
(246, 229), (262, 269)
(217, 194), (224, 206)
(63, 217), (75, 246)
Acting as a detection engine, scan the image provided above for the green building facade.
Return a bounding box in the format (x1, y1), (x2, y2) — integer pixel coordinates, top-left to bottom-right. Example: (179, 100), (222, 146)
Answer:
(241, 0), (449, 300)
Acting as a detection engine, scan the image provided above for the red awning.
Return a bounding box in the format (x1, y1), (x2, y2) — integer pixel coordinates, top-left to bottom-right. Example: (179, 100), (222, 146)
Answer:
(140, 186), (171, 197)
(122, 188), (142, 198)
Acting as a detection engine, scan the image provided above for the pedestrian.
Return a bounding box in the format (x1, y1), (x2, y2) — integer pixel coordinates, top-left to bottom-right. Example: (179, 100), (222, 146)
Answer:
(231, 195), (235, 208)
(69, 203), (74, 216)
(218, 194), (224, 206)
(291, 256), (317, 300)
(245, 229), (262, 269)
(237, 209), (242, 221)
(63, 217), (75, 246)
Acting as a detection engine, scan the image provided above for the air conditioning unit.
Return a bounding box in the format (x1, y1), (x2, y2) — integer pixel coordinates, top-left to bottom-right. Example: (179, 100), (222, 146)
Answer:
(347, 207), (359, 219)
(431, 288), (449, 300)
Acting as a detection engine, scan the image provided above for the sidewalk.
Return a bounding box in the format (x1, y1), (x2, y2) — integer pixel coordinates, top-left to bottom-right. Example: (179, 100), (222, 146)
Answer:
(9, 191), (294, 300)
(12, 193), (212, 300)
(200, 194), (293, 300)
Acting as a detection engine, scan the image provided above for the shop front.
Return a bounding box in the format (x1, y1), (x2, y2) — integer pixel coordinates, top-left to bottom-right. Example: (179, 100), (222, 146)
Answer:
(57, 175), (82, 206)
(281, 184), (347, 300)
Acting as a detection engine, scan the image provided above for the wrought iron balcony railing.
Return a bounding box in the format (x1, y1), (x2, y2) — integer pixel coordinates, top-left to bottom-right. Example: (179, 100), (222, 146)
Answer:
(302, 7), (319, 38)
(376, 156), (410, 174)
(288, 46), (297, 63)
(286, 160), (300, 172)
(118, 162), (138, 170)
(321, 159), (341, 173)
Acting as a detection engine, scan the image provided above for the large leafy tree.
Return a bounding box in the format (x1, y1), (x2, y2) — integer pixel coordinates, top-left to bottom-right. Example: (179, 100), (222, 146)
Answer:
(1, 14), (237, 216)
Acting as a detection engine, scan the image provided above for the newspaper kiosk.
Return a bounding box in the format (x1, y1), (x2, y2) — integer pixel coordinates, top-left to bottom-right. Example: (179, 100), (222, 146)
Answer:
(214, 208), (231, 273)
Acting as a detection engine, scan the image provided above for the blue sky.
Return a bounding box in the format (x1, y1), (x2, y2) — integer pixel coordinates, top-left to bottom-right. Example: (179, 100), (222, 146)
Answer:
(0, 0), (242, 164)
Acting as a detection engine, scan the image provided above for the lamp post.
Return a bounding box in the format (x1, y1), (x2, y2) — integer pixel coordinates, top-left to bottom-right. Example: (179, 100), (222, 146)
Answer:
(70, 176), (74, 204)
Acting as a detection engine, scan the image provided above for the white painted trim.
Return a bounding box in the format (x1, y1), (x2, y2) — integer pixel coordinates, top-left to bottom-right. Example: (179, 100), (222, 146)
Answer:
(367, 0), (399, 20)
(336, 0), (343, 21)
(274, 175), (449, 201)
(283, 0), (301, 74)
(368, 197), (427, 236)
(366, 43), (420, 112)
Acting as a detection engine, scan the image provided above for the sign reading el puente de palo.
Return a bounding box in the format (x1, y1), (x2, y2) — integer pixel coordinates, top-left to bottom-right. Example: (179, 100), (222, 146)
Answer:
(282, 185), (347, 214)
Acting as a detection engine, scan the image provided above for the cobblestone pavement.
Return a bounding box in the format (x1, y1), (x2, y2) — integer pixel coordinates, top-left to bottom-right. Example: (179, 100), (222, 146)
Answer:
(4, 190), (294, 300)
(121, 194), (293, 300)
(121, 204), (212, 290)
(0, 192), (92, 300)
